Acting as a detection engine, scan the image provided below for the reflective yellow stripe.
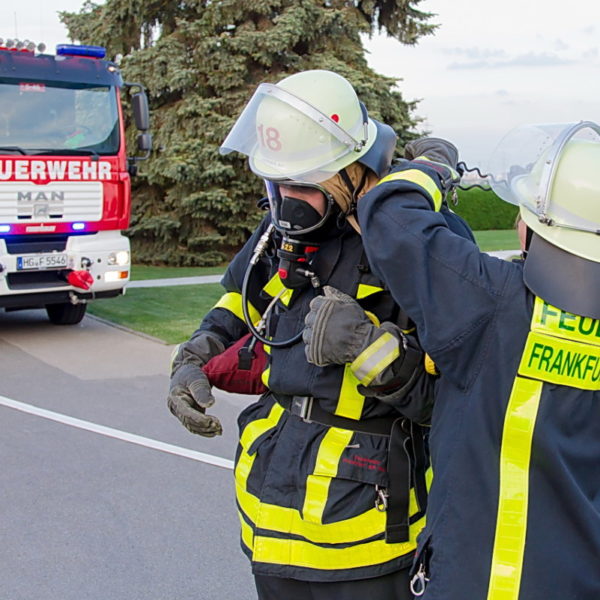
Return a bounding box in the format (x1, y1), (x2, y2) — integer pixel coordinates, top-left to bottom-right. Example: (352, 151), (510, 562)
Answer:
(531, 297), (600, 347)
(237, 479), (423, 544)
(335, 364), (365, 420)
(351, 332), (400, 386)
(518, 331), (600, 390)
(263, 273), (294, 306)
(302, 428), (354, 523)
(252, 530), (419, 571)
(357, 284), (384, 299)
(214, 291), (261, 325)
(487, 377), (543, 600)
(239, 511), (254, 551)
(378, 169), (443, 211)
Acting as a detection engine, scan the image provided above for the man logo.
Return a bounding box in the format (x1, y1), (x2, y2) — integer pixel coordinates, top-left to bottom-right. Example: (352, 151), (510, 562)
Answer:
(17, 191), (65, 220)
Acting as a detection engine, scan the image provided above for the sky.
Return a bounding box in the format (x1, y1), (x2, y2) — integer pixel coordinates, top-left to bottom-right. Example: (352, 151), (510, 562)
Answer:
(2, 0), (600, 168)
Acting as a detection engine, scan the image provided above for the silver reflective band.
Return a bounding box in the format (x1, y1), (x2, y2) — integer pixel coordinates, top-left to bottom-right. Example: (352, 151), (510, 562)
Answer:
(259, 83), (367, 152)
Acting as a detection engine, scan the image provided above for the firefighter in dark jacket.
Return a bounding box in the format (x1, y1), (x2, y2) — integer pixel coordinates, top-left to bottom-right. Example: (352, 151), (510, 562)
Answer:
(167, 70), (474, 600)
(316, 124), (600, 600)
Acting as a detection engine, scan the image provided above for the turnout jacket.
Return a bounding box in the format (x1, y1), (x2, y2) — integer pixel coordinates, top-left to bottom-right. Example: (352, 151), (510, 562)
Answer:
(194, 215), (434, 582)
(358, 165), (600, 600)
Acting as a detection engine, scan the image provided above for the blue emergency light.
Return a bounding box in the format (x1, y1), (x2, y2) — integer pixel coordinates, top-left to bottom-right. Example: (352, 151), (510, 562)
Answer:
(0, 225), (11, 233)
(72, 222), (86, 231)
(56, 44), (106, 59)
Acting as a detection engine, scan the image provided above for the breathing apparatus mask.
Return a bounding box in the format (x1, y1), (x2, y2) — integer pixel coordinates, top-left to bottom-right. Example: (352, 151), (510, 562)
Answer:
(265, 179), (345, 290)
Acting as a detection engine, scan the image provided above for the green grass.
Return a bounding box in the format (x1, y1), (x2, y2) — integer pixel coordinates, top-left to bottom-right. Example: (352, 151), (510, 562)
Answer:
(130, 264), (225, 280)
(94, 229), (520, 342)
(473, 229), (519, 252)
(87, 283), (224, 344)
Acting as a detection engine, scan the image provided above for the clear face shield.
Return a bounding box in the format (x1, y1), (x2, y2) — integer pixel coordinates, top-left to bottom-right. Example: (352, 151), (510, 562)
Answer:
(488, 121), (600, 240)
(220, 83), (369, 183)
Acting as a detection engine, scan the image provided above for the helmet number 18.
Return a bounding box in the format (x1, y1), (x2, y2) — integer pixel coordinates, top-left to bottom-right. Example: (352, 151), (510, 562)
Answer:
(257, 124), (282, 151)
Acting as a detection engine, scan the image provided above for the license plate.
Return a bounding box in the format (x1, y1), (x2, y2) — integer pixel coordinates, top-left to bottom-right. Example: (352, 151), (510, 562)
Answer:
(17, 253), (68, 270)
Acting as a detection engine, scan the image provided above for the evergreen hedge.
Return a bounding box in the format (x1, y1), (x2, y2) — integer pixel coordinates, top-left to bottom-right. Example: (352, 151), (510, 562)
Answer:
(452, 187), (519, 231)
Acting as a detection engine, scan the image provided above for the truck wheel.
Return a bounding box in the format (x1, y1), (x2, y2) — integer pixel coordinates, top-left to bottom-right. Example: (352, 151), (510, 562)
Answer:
(45, 302), (87, 325)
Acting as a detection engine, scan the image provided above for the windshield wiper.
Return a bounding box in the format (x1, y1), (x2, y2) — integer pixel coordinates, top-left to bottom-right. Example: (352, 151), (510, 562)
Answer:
(34, 148), (100, 160)
(0, 146), (29, 155)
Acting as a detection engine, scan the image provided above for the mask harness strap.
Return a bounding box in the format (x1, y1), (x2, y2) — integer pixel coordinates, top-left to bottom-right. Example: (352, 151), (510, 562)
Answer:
(338, 167), (368, 221)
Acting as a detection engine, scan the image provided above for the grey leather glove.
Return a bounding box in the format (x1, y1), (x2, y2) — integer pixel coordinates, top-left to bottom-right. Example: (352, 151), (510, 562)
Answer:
(303, 286), (406, 388)
(168, 333), (226, 437)
(168, 364), (222, 436)
(404, 137), (459, 168)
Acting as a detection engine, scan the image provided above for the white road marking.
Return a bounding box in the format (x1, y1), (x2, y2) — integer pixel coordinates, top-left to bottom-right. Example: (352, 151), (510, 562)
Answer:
(0, 395), (234, 470)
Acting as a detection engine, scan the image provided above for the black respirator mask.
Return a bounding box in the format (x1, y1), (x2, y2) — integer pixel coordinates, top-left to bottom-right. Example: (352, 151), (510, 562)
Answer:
(264, 180), (338, 289)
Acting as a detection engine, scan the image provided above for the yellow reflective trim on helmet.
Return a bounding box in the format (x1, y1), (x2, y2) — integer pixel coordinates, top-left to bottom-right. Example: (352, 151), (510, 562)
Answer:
(213, 292), (261, 326)
(378, 168), (443, 211)
(351, 332), (400, 386)
(302, 428), (354, 524)
(251, 529), (419, 571)
(263, 273), (294, 306)
(335, 365), (365, 420)
(531, 297), (600, 347)
(487, 376), (542, 600)
(357, 283), (384, 299)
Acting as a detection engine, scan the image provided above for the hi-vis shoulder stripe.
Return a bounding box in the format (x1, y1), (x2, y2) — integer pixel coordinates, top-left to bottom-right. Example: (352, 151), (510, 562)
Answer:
(213, 292), (261, 326)
(377, 169), (443, 211)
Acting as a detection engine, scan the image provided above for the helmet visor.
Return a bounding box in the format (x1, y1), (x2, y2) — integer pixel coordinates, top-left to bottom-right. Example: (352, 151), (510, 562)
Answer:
(489, 122), (600, 210)
(220, 83), (367, 183)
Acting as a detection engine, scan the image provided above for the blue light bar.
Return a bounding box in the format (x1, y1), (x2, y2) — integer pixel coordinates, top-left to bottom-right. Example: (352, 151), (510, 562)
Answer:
(0, 225), (11, 233)
(72, 222), (86, 231)
(56, 44), (106, 59)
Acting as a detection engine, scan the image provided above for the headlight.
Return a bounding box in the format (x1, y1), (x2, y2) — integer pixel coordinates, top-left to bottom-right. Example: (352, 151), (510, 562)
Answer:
(108, 251), (130, 266)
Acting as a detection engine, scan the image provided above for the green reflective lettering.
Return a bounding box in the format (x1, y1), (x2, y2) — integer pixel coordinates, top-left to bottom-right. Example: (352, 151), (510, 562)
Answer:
(540, 302), (558, 326)
(558, 311), (576, 332)
(539, 345), (553, 371)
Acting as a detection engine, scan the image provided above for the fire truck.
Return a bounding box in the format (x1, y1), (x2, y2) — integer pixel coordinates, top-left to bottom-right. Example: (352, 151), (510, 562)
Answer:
(0, 39), (151, 324)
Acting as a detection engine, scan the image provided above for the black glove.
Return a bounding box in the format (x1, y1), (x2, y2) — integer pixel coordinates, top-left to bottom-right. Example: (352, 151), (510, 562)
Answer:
(404, 137), (459, 168)
(168, 333), (225, 437)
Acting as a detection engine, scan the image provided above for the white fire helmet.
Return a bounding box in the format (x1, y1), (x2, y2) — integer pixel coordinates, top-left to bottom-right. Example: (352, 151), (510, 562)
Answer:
(489, 121), (600, 318)
(219, 70), (380, 183)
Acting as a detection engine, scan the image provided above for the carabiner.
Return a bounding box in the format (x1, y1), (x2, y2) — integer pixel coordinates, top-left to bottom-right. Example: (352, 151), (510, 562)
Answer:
(410, 563), (430, 597)
(374, 485), (388, 512)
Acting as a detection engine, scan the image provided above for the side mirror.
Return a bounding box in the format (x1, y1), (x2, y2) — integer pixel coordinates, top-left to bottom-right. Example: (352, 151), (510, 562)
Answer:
(132, 91), (150, 131)
(137, 132), (152, 152)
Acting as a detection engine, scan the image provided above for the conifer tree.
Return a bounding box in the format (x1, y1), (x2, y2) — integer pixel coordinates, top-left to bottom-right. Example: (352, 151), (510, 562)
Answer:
(61, 1), (435, 265)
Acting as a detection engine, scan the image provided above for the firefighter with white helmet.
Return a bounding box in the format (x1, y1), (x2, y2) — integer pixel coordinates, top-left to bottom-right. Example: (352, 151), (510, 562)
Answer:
(167, 69), (474, 599)
(310, 121), (600, 599)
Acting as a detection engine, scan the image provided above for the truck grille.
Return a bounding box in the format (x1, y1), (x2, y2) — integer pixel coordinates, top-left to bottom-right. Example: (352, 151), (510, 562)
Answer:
(3, 233), (69, 254)
(0, 181), (103, 223)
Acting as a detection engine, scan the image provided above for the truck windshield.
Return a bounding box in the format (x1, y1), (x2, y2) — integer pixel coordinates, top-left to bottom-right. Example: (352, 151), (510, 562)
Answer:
(0, 79), (120, 155)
